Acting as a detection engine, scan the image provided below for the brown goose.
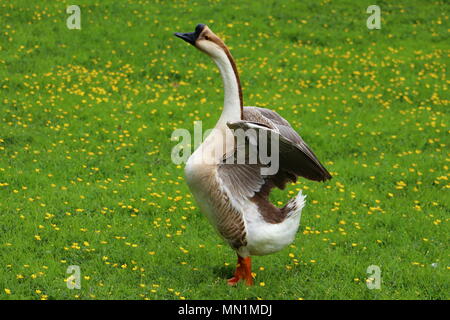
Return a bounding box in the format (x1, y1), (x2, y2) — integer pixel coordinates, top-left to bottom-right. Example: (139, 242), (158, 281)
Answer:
(175, 24), (331, 285)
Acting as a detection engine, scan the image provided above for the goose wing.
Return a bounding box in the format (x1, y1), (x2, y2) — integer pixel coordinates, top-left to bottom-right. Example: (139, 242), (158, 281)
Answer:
(240, 106), (331, 182)
(217, 106), (331, 224)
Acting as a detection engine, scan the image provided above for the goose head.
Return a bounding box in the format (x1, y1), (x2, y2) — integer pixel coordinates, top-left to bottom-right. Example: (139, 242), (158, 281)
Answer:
(175, 24), (244, 118)
(174, 24), (228, 58)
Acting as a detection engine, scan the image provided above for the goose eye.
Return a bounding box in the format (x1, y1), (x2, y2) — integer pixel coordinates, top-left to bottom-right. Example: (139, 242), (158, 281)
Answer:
(204, 35), (209, 40)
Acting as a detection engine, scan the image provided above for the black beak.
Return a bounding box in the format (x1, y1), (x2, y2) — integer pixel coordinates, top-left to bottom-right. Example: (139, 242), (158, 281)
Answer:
(174, 32), (197, 45)
(174, 24), (206, 46)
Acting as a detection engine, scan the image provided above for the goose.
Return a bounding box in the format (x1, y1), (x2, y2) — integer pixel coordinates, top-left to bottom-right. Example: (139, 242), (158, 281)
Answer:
(175, 24), (332, 286)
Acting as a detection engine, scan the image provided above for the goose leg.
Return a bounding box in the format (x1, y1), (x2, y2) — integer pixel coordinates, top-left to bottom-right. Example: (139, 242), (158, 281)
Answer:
(227, 255), (254, 286)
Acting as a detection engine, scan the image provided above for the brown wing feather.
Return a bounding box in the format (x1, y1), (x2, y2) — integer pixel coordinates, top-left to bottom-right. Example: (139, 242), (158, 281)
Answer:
(243, 106), (332, 182)
(217, 107), (331, 224)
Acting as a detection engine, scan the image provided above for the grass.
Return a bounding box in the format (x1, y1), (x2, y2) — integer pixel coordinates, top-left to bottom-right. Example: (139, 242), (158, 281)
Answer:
(0, 0), (448, 300)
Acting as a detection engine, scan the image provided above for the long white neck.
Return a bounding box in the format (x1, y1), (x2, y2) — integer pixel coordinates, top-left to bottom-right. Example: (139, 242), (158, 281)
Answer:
(210, 49), (242, 126)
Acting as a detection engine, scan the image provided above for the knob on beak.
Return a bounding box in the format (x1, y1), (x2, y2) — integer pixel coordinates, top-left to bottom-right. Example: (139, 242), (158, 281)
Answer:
(174, 24), (206, 46)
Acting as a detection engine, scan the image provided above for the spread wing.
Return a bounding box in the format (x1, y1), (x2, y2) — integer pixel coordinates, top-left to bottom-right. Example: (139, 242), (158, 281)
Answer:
(240, 106), (331, 182)
(217, 106), (331, 224)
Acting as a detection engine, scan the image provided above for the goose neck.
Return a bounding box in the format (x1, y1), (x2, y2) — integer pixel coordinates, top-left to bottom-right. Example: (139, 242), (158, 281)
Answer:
(210, 49), (243, 125)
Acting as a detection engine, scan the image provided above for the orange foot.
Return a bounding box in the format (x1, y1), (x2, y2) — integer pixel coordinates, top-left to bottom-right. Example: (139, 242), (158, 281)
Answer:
(227, 255), (254, 286)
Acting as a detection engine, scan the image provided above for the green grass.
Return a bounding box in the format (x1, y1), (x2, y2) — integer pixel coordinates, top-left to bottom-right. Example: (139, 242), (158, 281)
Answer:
(0, 0), (448, 300)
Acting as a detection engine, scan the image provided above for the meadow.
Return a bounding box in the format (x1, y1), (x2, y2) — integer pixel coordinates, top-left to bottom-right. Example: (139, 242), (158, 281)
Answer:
(0, 0), (448, 300)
